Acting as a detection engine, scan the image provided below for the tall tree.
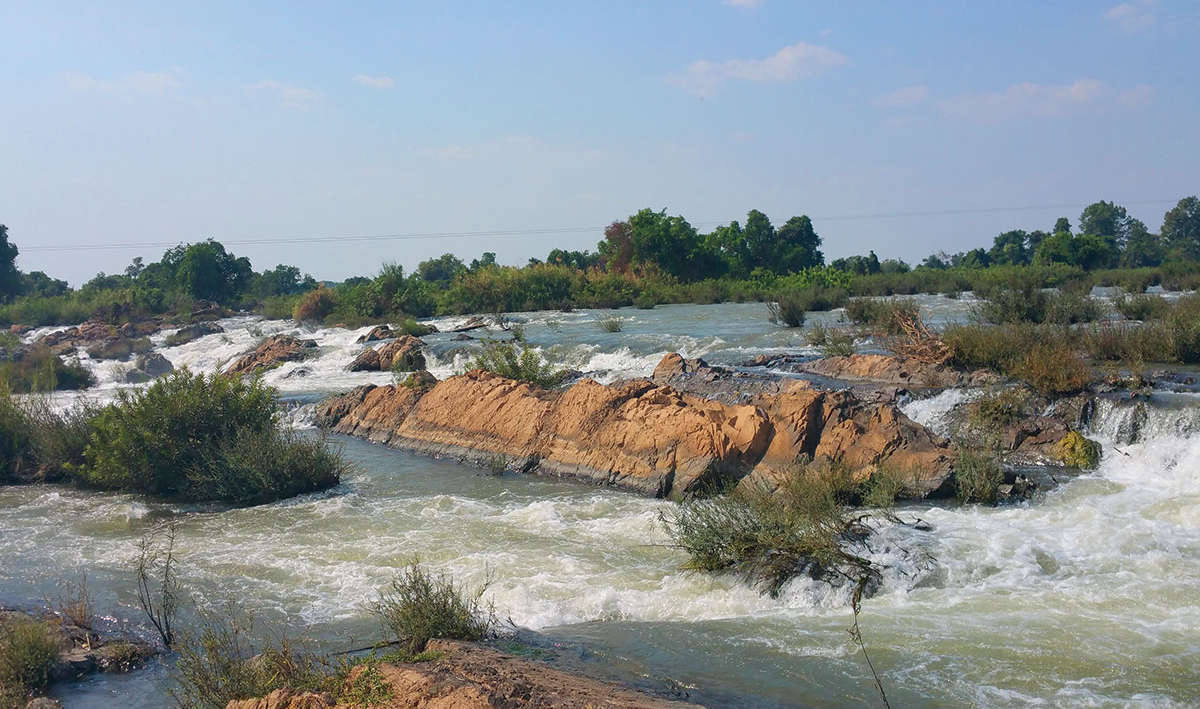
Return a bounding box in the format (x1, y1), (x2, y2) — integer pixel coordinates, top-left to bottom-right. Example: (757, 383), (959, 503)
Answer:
(1119, 219), (1163, 268)
(1162, 196), (1200, 260)
(1079, 200), (1132, 248)
(0, 225), (20, 301)
(1053, 217), (1071, 234)
(988, 230), (1030, 266)
(775, 215), (824, 271)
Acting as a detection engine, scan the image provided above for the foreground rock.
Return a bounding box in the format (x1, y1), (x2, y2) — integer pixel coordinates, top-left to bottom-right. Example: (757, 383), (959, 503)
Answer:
(225, 334), (317, 376)
(348, 336), (426, 372)
(317, 353), (955, 499)
(0, 609), (155, 706)
(225, 639), (698, 709)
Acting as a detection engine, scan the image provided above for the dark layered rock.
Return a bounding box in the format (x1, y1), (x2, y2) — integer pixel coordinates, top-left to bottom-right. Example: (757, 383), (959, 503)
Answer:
(225, 334), (317, 377)
(123, 352), (175, 383)
(165, 321), (225, 346)
(347, 335), (425, 372)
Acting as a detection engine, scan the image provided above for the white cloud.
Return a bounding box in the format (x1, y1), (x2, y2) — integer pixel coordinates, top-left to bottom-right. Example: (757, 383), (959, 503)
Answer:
(352, 74), (394, 89)
(940, 79), (1126, 119)
(1105, 0), (1156, 31)
(873, 84), (929, 108)
(722, 0), (764, 8)
(245, 80), (320, 109)
(64, 70), (181, 94)
(667, 42), (848, 97)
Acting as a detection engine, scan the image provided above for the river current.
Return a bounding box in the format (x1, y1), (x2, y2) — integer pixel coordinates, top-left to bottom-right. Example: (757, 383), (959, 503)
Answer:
(2, 296), (1197, 707)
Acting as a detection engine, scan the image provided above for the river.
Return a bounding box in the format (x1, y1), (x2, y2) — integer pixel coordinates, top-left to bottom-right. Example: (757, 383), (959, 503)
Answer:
(3, 296), (1197, 707)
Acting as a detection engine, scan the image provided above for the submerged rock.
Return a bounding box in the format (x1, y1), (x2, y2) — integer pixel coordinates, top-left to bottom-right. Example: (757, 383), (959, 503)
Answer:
(225, 334), (317, 377)
(318, 353), (955, 499)
(123, 352), (175, 383)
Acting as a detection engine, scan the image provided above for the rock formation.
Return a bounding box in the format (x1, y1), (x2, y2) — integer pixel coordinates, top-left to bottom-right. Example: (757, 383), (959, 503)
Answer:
(316, 353), (957, 499)
(348, 335), (426, 372)
(225, 334), (317, 377)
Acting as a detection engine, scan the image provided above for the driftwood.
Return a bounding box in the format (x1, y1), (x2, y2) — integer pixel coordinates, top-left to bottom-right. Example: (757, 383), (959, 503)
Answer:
(887, 311), (952, 365)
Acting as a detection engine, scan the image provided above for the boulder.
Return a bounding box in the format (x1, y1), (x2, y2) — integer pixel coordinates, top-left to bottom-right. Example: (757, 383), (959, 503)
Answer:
(224, 690), (334, 709)
(450, 316), (488, 333)
(317, 353), (957, 499)
(355, 325), (395, 343)
(348, 335), (425, 372)
(123, 352), (175, 383)
(9, 324), (32, 336)
(165, 321), (225, 346)
(225, 335), (317, 377)
(85, 336), (152, 361)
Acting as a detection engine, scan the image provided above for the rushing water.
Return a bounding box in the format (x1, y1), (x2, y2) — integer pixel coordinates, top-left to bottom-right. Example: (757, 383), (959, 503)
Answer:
(3, 298), (1199, 707)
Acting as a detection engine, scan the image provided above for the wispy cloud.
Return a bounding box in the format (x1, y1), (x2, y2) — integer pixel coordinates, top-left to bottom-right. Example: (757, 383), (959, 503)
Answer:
(873, 84), (929, 108)
(667, 42), (848, 97)
(352, 74), (394, 89)
(1105, 0), (1156, 31)
(939, 79), (1143, 120)
(64, 70), (181, 95)
(722, 0), (764, 8)
(245, 80), (320, 109)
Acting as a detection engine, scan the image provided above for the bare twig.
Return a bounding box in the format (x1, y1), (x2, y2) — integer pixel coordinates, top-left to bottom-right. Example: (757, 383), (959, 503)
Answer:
(136, 521), (181, 648)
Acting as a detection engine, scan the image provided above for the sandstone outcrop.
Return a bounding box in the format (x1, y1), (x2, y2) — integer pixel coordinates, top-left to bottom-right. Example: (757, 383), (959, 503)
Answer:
(317, 354), (956, 499)
(355, 325), (396, 343)
(348, 335), (426, 372)
(224, 640), (698, 709)
(226, 334), (317, 377)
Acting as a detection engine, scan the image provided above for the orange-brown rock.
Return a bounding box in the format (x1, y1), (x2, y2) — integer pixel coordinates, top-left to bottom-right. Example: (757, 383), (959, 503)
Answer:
(317, 354), (956, 499)
(226, 640), (698, 709)
(9, 324), (32, 335)
(225, 334), (317, 377)
(348, 336), (426, 372)
(355, 325), (396, 344)
(797, 353), (998, 388)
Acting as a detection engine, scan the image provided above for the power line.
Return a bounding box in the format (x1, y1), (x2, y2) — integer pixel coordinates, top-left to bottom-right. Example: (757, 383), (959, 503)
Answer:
(21, 198), (1181, 253)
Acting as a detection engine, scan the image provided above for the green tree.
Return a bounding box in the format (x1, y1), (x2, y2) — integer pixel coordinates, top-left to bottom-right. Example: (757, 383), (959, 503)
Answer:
(167, 240), (253, 303)
(416, 253), (466, 284)
(0, 225), (21, 301)
(1079, 200), (1132, 249)
(627, 208), (703, 279)
(1053, 217), (1071, 234)
(988, 230), (1030, 266)
(1162, 196), (1200, 260)
(598, 221), (634, 272)
(775, 215), (824, 272)
(1119, 219), (1163, 268)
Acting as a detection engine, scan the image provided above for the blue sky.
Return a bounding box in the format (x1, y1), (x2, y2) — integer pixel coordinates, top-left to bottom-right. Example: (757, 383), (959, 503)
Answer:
(2, 0), (1197, 284)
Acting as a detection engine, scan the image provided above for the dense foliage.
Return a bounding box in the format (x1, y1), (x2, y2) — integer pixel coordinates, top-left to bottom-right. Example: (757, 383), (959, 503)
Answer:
(70, 370), (345, 504)
(2, 196), (1199, 328)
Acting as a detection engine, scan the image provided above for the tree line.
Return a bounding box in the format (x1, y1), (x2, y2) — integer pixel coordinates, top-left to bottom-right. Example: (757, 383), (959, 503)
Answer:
(0, 196), (1197, 325)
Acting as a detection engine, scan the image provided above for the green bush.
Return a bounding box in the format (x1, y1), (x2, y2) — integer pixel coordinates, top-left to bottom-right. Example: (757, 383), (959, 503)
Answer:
(1114, 293), (1169, 321)
(73, 369), (344, 503)
(660, 467), (877, 597)
(974, 285), (1050, 324)
(953, 446), (1004, 504)
(172, 609), (345, 709)
(371, 561), (496, 654)
(292, 286), (336, 323)
(597, 316), (623, 333)
(844, 298), (919, 334)
(805, 323), (856, 357)
(0, 391), (94, 484)
(1044, 290), (1103, 324)
(0, 345), (95, 393)
(0, 616), (60, 702)
(470, 338), (565, 388)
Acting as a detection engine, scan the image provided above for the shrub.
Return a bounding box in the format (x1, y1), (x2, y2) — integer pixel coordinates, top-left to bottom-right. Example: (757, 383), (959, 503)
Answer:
(1044, 290), (1103, 324)
(974, 285), (1049, 324)
(845, 298), (919, 334)
(859, 469), (909, 510)
(1114, 294), (1169, 321)
(769, 286), (849, 327)
(806, 323), (856, 357)
(292, 286), (336, 323)
(0, 391), (94, 484)
(172, 608), (343, 709)
(660, 467), (878, 598)
(633, 293), (657, 309)
(372, 561), (496, 654)
(953, 446), (1003, 504)
(943, 323), (1043, 373)
(967, 387), (1034, 433)
(395, 318), (435, 337)
(73, 369), (345, 503)
(0, 616), (60, 702)
(1016, 342), (1092, 396)
(597, 316), (623, 333)
(0, 345), (95, 393)
(470, 339), (565, 388)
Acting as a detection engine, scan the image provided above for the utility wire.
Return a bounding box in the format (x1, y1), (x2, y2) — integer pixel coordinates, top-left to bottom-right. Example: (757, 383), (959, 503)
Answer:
(21, 199), (1180, 253)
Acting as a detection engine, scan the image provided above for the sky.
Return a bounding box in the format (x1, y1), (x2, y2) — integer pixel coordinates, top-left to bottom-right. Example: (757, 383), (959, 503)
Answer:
(2, 0), (1198, 285)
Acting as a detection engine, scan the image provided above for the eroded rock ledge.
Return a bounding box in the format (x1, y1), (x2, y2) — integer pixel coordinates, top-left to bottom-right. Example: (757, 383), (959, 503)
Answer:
(315, 353), (956, 499)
